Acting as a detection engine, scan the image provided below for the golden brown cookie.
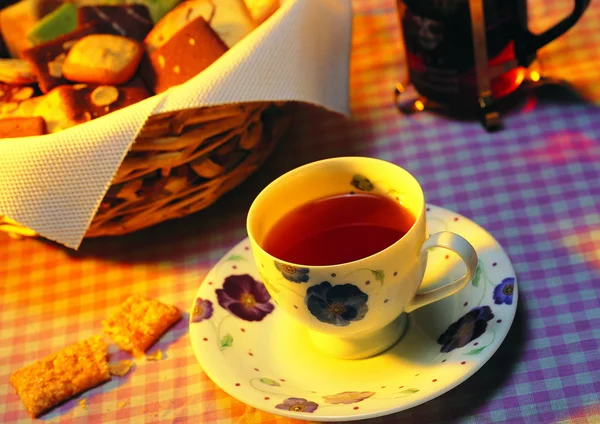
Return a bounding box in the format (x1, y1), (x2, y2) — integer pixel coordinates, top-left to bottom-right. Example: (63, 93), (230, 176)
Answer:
(9, 336), (110, 418)
(21, 23), (100, 93)
(102, 295), (181, 357)
(62, 34), (144, 85)
(141, 17), (228, 94)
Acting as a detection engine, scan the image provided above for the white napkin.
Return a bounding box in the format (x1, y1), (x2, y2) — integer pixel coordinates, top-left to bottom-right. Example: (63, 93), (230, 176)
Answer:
(0, 0), (351, 249)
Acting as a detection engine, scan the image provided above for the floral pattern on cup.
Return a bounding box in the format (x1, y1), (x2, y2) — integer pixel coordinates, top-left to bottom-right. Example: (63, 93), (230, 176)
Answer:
(274, 261), (310, 283)
(493, 277), (515, 305)
(216, 274), (274, 322)
(323, 391), (376, 404)
(351, 174), (374, 191)
(437, 306), (494, 353)
(305, 282), (369, 326)
(191, 298), (213, 323)
(275, 397), (319, 413)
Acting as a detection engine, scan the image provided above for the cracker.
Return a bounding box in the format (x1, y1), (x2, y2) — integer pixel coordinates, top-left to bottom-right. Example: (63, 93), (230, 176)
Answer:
(9, 336), (110, 418)
(102, 295), (181, 357)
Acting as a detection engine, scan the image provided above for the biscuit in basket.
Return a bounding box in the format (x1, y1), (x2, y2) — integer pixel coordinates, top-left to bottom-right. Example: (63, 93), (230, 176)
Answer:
(22, 23), (100, 92)
(9, 336), (110, 418)
(144, 0), (215, 53)
(77, 5), (154, 42)
(244, 0), (279, 24)
(63, 34), (144, 85)
(102, 295), (182, 357)
(0, 117), (47, 137)
(141, 16), (228, 94)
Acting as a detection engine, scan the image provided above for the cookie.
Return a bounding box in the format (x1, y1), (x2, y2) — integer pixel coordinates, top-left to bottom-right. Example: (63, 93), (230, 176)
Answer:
(243, 0), (279, 24)
(9, 336), (110, 418)
(0, 116), (47, 137)
(0, 59), (37, 85)
(62, 34), (143, 85)
(141, 17), (228, 94)
(27, 2), (78, 45)
(102, 295), (181, 357)
(144, 0), (215, 53)
(0, 81), (149, 133)
(78, 5), (153, 42)
(22, 23), (100, 92)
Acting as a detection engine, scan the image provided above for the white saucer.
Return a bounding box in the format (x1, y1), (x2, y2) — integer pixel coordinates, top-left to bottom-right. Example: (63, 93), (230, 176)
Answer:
(190, 204), (518, 421)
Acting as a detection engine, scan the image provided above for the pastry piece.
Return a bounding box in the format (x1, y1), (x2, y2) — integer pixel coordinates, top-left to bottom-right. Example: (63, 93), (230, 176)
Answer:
(145, 0), (255, 51)
(9, 336), (110, 418)
(22, 23), (100, 92)
(63, 34), (143, 85)
(0, 0), (62, 58)
(0, 81), (149, 133)
(0, 84), (37, 103)
(0, 59), (37, 85)
(141, 17), (228, 94)
(77, 5), (153, 42)
(144, 0), (215, 53)
(28, 3), (78, 45)
(102, 295), (182, 357)
(0, 117), (46, 137)
(243, 0), (279, 24)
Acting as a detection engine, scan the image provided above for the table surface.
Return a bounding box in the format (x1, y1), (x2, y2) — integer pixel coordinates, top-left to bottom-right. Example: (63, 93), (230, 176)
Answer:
(2, 1), (600, 423)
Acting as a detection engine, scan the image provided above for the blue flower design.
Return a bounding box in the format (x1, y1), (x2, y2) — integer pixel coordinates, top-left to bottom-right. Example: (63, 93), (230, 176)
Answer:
(274, 261), (310, 283)
(305, 282), (368, 326)
(437, 306), (494, 353)
(493, 277), (515, 305)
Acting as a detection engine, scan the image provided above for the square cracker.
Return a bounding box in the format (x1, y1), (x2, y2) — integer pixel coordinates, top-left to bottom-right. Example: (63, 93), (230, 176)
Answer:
(9, 336), (110, 418)
(102, 295), (182, 357)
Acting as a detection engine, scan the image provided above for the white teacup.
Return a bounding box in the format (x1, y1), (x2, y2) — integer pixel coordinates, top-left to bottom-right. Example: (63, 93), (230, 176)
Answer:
(247, 157), (477, 359)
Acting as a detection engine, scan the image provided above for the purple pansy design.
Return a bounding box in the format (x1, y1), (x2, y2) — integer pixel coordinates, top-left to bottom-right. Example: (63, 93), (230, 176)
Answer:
(305, 282), (368, 326)
(275, 397), (319, 413)
(493, 277), (515, 305)
(216, 274), (274, 322)
(437, 306), (494, 353)
(274, 261), (310, 283)
(191, 298), (213, 323)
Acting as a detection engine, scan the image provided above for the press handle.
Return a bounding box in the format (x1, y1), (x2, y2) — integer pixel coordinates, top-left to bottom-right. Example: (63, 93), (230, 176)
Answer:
(404, 232), (478, 313)
(517, 0), (591, 65)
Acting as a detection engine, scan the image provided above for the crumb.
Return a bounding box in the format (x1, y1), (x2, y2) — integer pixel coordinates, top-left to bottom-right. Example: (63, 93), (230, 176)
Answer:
(146, 349), (163, 361)
(118, 401), (127, 409)
(102, 295), (181, 357)
(79, 399), (87, 410)
(108, 360), (134, 377)
(9, 336), (110, 418)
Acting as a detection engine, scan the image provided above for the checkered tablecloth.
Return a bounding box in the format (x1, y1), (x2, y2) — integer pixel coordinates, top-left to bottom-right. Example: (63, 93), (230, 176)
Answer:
(1, 0), (600, 423)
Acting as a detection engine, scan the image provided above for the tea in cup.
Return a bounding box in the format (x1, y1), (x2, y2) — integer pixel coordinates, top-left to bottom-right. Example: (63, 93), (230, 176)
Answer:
(247, 157), (478, 359)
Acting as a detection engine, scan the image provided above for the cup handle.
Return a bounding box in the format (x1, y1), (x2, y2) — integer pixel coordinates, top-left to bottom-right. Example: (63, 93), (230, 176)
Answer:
(404, 232), (478, 313)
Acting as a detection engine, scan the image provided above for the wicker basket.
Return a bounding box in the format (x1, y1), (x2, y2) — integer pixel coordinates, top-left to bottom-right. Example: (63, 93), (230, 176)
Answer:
(0, 101), (293, 239)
